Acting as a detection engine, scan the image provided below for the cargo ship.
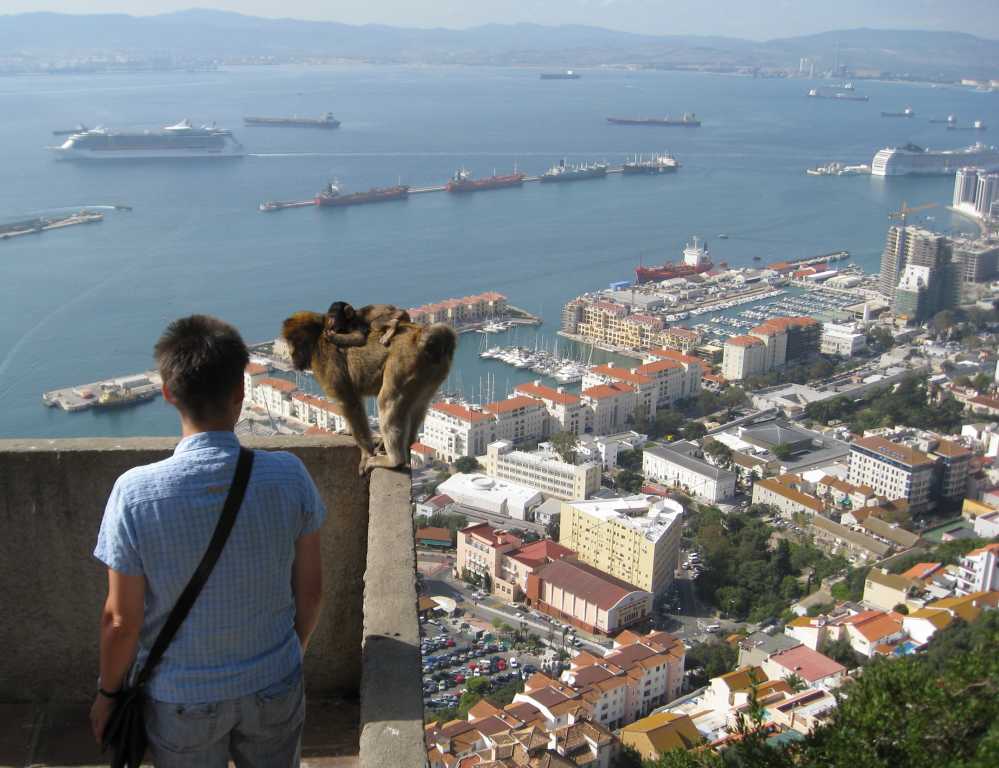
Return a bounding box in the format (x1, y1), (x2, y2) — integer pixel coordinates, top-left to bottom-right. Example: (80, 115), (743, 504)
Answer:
(621, 153), (679, 174)
(446, 167), (525, 193)
(607, 113), (700, 127)
(97, 383), (158, 409)
(948, 120), (987, 131)
(315, 181), (409, 207)
(635, 237), (713, 283)
(882, 107), (914, 118)
(807, 88), (869, 101)
(930, 115), (958, 125)
(539, 159), (608, 183)
(540, 71), (580, 80)
(244, 112), (341, 128)
(49, 120), (244, 160)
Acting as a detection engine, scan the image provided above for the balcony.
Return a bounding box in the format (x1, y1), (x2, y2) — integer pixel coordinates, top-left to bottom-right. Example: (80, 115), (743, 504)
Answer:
(0, 435), (425, 768)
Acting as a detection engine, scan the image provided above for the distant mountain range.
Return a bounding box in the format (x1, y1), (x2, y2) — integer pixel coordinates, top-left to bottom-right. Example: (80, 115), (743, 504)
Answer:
(1, 9), (996, 78)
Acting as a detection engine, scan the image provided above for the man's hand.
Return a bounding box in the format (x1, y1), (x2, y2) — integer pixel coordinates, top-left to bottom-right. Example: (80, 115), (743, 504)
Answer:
(90, 693), (115, 745)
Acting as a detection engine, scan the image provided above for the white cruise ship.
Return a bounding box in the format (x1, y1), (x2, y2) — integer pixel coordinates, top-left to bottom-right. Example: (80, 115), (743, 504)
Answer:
(51, 120), (244, 160)
(870, 142), (999, 176)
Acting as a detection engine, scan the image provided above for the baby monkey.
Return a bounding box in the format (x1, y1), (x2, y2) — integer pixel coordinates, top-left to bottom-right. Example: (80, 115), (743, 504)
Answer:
(324, 301), (411, 348)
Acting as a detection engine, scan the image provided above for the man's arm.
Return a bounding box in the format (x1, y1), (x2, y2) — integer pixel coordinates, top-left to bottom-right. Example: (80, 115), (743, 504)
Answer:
(292, 531), (323, 652)
(98, 569), (146, 691)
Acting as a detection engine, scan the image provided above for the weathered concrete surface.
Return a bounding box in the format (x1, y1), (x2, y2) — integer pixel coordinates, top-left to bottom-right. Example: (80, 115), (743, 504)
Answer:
(360, 467), (427, 768)
(0, 435), (369, 702)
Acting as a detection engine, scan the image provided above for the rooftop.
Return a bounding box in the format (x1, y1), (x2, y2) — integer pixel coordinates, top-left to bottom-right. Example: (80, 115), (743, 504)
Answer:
(767, 645), (845, 683)
(581, 382), (635, 400)
(514, 381), (581, 406)
(432, 401), (495, 424)
(589, 364), (653, 386)
(257, 376), (298, 393)
(566, 495), (684, 543)
(537, 559), (648, 611)
(644, 441), (738, 483)
(483, 396), (545, 415)
(851, 435), (936, 468)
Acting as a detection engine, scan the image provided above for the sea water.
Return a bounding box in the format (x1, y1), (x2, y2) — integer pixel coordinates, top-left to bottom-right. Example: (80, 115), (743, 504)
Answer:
(0, 65), (992, 437)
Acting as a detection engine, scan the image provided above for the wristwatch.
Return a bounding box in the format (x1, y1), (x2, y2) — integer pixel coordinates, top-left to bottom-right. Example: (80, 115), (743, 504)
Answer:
(97, 677), (123, 698)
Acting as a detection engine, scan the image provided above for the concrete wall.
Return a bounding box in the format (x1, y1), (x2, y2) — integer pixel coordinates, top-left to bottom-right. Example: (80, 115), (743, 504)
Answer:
(0, 436), (368, 701)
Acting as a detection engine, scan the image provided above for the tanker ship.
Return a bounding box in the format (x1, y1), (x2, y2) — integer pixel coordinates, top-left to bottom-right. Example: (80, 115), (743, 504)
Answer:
(622, 152), (679, 174)
(539, 159), (608, 183)
(244, 112), (341, 128)
(607, 112), (700, 127)
(446, 167), (526, 193)
(540, 70), (581, 80)
(635, 237), (713, 283)
(315, 180), (409, 207)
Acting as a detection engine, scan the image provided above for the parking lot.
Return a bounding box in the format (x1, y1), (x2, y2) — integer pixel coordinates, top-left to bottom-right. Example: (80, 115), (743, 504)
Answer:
(419, 611), (558, 712)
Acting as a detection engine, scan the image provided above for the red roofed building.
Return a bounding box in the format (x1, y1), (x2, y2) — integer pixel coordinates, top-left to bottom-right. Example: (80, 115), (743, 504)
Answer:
(721, 335), (767, 381)
(455, 522), (524, 586)
(840, 610), (906, 657)
(762, 645), (846, 688)
(243, 362), (271, 392)
(581, 382), (637, 435)
(482, 396), (548, 446)
(514, 380), (586, 436)
(291, 392), (348, 433)
(526, 558), (653, 636)
(408, 291), (507, 327)
(584, 364), (655, 424)
(250, 376), (299, 417)
(422, 401), (497, 462)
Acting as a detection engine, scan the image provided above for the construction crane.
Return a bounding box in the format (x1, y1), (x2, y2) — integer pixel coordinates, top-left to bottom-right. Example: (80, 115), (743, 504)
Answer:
(888, 200), (937, 225)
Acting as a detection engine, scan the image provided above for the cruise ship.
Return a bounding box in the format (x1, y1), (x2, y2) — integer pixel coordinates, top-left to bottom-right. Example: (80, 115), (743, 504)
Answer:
(870, 142), (999, 176)
(50, 120), (244, 160)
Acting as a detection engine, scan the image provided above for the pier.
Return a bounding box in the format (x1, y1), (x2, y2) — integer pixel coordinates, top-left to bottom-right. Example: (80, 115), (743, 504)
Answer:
(0, 211), (103, 241)
(42, 370), (162, 412)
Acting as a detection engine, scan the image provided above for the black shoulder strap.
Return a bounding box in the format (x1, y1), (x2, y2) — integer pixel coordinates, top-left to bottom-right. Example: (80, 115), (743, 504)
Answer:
(135, 446), (254, 687)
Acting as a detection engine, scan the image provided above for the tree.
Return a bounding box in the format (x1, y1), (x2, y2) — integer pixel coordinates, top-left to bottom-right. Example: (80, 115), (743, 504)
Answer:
(808, 357), (835, 381)
(617, 448), (644, 471)
(649, 410), (685, 441)
(772, 443), (794, 460)
(454, 456), (481, 473)
(867, 326), (895, 352)
(550, 431), (580, 463)
(680, 421), (707, 441)
(616, 469), (645, 493)
(831, 566), (869, 603)
(773, 540), (793, 580)
(703, 439), (734, 468)
(971, 372), (993, 395)
(721, 386), (748, 409)
(783, 672), (807, 693)
(820, 635), (860, 670)
(610, 745), (645, 768)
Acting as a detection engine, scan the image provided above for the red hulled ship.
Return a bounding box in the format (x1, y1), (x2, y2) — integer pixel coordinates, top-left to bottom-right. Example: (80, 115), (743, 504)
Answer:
(315, 180), (409, 207)
(446, 167), (526, 193)
(635, 236), (715, 283)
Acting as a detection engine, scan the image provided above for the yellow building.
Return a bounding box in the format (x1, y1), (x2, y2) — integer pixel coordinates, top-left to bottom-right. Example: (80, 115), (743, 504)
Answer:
(559, 495), (683, 595)
(619, 711), (702, 762)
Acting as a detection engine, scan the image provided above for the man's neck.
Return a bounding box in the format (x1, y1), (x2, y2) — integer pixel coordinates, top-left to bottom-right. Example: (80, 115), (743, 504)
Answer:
(179, 419), (237, 439)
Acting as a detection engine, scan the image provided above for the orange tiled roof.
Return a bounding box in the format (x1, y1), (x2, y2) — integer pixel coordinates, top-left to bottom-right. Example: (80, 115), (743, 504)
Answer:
(257, 377), (298, 393)
(581, 382), (634, 400)
(514, 382), (580, 405)
(589, 364), (652, 385)
(245, 362), (269, 375)
(432, 402), (495, 424)
(483, 396), (544, 415)
(726, 335), (764, 347)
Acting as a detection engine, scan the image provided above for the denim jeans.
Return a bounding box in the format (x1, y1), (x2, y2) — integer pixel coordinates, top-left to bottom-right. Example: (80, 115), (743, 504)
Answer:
(144, 667), (305, 768)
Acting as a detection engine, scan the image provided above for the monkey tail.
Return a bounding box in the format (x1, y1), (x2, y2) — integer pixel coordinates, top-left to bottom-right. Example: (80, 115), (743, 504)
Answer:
(418, 323), (458, 366)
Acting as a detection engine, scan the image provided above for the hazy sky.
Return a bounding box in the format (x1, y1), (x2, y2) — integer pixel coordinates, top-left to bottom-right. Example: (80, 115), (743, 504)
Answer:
(3, 1), (998, 40)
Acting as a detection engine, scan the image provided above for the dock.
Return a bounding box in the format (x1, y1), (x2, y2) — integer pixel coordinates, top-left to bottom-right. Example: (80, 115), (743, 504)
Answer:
(42, 371), (162, 412)
(0, 211), (103, 241)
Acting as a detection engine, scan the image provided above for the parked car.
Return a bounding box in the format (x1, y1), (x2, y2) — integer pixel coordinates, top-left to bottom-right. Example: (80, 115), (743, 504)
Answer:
(509, 657), (519, 668)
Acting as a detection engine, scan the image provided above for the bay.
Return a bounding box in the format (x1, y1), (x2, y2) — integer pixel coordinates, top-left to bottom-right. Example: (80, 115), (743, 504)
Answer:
(0, 65), (992, 437)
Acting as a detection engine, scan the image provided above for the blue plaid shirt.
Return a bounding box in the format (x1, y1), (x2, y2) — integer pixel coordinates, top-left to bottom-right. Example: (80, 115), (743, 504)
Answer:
(94, 431), (326, 704)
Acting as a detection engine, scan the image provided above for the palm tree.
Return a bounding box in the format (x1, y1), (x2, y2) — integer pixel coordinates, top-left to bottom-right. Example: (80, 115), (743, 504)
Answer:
(783, 672), (807, 693)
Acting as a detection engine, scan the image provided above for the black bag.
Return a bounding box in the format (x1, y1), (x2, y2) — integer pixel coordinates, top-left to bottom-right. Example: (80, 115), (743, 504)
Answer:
(102, 446), (255, 768)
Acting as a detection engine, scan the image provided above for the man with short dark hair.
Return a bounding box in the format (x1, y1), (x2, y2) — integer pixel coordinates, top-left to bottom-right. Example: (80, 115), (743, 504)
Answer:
(90, 314), (326, 768)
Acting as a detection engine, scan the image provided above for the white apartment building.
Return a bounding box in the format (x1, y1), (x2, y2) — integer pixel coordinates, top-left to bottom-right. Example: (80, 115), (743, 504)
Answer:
(581, 383), (637, 435)
(421, 401), (497, 461)
(484, 440), (601, 500)
(291, 392), (349, 433)
(634, 358), (697, 410)
(515, 380), (587, 436)
(847, 435), (937, 513)
(575, 432), (648, 472)
(583, 364), (656, 424)
(643, 442), (737, 503)
(722, 335), (766, 381)
(821, 323), (867, 357)
(559, 495), (684, 594)
(250, 377), (298, 418)
(955, 543), (999, 595)
(482, 395), (549, 446)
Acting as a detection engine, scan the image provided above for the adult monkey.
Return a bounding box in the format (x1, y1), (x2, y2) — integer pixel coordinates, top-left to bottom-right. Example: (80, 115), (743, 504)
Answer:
(282, 307), (456, 474)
